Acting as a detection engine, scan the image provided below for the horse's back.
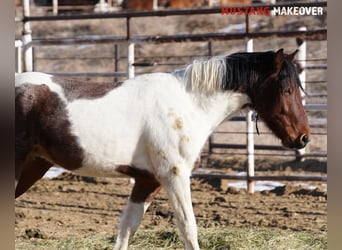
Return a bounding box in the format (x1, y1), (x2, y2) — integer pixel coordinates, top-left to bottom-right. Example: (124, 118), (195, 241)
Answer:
(16, 72), (52, 85)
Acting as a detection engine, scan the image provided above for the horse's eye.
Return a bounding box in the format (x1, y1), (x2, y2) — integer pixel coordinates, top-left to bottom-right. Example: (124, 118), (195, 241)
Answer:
(282, 88), (292, 95)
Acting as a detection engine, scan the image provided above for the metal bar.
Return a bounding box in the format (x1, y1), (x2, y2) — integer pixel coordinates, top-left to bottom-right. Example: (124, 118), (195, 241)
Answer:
(127, 42), (135, 78)
(22, 0), (33, 72)
(209, 143), (327, 153)
(208, 41), (213, 155)
(306, 65), (327, 70)
(21, 1), (327, 22)
(304, 80), (327, 84)
(132, 62), (156, 67)
(45, 71), (127, 77)
(246, 35), (254, 194)
(302, 152), (327, 158)
(126, 17), (130, 40)
(214, 131), (327, 136)
(306, 94), (327, 98)
(26, 29), (326, 48)
(132, 29), (327, 43)
(52, 0), (58, 15)
(207, 152), (326, 158)
(304, 104), (327, 110)
(210, 143), (289, 151)
(191, 173), (327, 182)
(296, 26), (307, 160)
(15, 40), (23, 73)
(30, 36), (127, 46)
(114, 43), (119, 82)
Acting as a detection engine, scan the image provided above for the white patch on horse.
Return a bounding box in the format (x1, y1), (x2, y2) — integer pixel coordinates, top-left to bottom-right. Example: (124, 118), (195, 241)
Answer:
(15, 72), (68, 104)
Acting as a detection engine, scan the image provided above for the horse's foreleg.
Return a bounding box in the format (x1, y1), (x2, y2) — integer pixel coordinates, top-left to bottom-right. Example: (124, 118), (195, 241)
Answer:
(15, 156), (52, 198)
(113, 177), (161, 250)
(161, 167), (200, 250)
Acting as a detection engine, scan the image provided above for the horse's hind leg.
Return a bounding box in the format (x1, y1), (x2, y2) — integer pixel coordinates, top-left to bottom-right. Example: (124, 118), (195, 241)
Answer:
(15, 156), (52, 198)
(114, 177), (161, 250)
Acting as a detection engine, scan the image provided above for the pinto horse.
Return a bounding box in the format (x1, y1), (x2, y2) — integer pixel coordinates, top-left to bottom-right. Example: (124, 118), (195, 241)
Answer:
(15, 49), (310, 250)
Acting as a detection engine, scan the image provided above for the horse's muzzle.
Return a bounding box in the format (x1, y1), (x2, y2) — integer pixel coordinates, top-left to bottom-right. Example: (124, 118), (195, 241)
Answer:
(283, 134), (310, 149)
(294, 134), (311, 149)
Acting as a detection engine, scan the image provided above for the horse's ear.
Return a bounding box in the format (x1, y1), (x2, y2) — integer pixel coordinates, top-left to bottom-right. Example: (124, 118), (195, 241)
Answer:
(274, 48), (285, 74)
(287, 49), (299, 61)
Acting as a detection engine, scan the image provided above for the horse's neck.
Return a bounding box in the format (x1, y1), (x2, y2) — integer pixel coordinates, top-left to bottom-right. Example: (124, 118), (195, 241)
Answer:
(189, 90), (251, 134)
(172, 69), (251, 133)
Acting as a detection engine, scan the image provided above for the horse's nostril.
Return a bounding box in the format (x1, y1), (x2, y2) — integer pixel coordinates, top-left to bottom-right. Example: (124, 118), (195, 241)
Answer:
(300, 134), (310, 144)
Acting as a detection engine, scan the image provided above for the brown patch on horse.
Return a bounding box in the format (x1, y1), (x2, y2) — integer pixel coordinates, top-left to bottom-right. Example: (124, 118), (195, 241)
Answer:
(122, 0), (153, 10)
(116, 165), (161, 203)
(131, 178), (161, 203)
(116, 165), (157, 180)
(15, 83), (84, 172)
(52, 76), (123, 102)
(15, 155), (52, 198)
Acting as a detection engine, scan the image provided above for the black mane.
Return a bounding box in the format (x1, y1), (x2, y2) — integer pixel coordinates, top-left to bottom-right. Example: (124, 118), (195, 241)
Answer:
(222, 50), (303, 95)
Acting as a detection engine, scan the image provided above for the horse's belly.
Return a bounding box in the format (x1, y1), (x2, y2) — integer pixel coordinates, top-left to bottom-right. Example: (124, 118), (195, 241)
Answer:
(67, 121), (149, 178)
(72, 164), (126, 178)
(71, 142), (149, 178)
(70, 133), (149, 177)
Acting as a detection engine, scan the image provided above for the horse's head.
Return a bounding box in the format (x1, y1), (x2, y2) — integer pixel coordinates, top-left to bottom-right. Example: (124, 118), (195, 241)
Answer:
(252, 49), (310, 149)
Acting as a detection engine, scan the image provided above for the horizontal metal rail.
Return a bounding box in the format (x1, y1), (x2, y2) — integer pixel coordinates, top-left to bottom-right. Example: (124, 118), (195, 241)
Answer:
(26, 29), (326, 48)
(205, 152), (326, 158)
(191, 172), (327, 182)
(132, 29), (326, 43)
(304, 104), (327, 110)
(210, 143), (289, 151)
(46, 71), (127, 77)
(20, 1), (327, 22)
(306, 64), (327, 70)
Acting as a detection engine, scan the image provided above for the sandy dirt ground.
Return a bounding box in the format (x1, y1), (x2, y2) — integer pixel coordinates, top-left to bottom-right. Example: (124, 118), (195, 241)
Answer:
(15, 156), (327, 243)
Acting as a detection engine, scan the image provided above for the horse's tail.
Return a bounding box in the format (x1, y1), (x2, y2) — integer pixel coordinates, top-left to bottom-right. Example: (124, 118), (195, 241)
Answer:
(15, 83), (49, 167)
(15, 83), (54, 198)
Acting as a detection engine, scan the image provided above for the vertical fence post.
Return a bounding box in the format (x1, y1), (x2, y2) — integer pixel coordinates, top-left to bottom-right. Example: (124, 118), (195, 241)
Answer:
(22, 0), (33, 72)
(127, 43), (135, 79)
(245, 13), (255, 194)
(15, 40), (23, 74)
(99, 0), (106, 12)
(207, 41), (213, 155)
(126, 17), (135, 78)
(295, 26), (307, 160)
(246, 38), (254, 194)
(153, 0), (158, 10)
(114, 44), (119, 82)
(52, 0), (58, 15)
(127, 17), (135, 79)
